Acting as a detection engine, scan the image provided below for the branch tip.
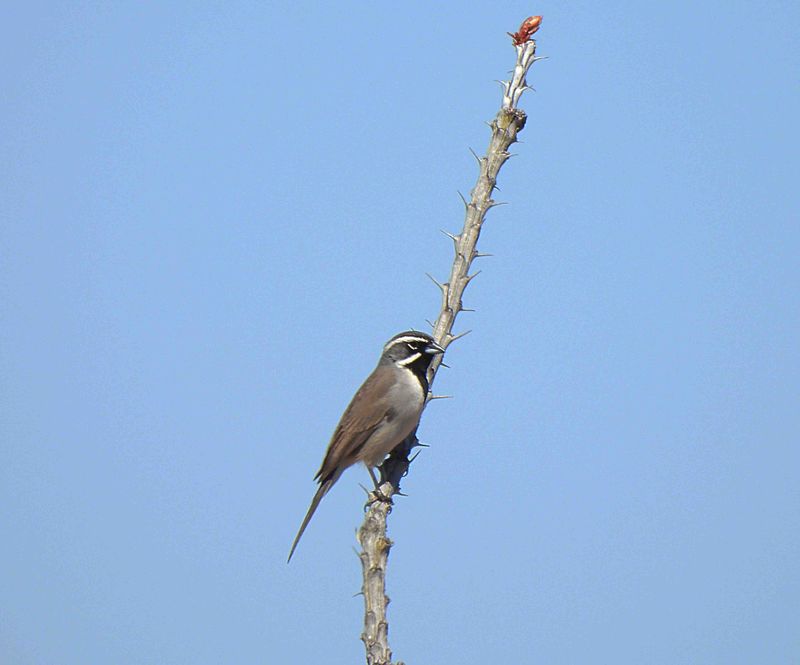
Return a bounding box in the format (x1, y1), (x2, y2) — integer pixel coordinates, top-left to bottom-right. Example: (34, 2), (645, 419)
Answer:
(508, 15), (542, 46)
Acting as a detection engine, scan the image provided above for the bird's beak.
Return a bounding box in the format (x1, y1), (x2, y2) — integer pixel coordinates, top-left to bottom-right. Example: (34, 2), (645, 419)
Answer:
(425, 341), (445, 355)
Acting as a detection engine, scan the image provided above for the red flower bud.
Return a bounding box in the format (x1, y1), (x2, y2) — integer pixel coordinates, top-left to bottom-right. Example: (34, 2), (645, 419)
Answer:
(508, 15), (542, 46)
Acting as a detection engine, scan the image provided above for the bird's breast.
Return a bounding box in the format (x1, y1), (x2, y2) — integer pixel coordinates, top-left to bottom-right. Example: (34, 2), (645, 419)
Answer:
(361, 368), (426, 467)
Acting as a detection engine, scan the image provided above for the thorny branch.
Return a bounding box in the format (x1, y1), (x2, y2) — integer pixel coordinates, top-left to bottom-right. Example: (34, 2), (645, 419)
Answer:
(356, 17), (544, 665)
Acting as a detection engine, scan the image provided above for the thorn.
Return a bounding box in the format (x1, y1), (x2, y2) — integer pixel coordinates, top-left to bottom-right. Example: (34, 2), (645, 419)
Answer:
(448, 329), (472, 343)
(352, 590), (365, 598)
(425, 272), (447, 292)
(460, 309), (475, 314)
(408, 450), (423, 465)
(465, 270), (483, 283)
(425, 319), (435, 328)
(438, 361), (451, 368)
(457, 191), (469, 208)
(488, 200), (509, 209)
(415, 441), (430, 448)
(429, 394), (453, 400)
(468, 147), (482, 164)
(440, 229), (459, 242)
(358, 483), (371, 497)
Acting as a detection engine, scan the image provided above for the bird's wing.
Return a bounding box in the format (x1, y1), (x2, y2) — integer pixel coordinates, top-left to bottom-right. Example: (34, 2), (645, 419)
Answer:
(289, 367), (395, 562)
(314, 367), (395, 484)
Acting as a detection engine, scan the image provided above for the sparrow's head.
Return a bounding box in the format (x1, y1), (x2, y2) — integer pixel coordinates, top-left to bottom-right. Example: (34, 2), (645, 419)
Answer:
(381, 331), (444, 369)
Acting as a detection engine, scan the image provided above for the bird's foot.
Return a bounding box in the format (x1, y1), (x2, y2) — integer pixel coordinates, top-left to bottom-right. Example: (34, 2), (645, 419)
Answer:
(367, 488), (394, 507)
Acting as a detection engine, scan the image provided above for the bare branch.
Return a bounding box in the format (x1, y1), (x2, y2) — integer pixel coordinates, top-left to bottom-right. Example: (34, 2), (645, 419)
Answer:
(357, 17), (543, 664)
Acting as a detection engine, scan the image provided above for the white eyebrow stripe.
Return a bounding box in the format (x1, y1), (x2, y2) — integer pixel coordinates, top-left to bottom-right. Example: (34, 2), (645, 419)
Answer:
(396, 352), (423, 367)
(384, 335), (431, 350)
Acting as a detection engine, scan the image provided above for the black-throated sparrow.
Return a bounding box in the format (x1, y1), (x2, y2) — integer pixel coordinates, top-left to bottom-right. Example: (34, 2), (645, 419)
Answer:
(288, 330), (444, 562)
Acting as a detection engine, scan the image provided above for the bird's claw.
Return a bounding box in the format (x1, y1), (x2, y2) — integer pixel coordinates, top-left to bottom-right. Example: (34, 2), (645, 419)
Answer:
(367, 488), (394, 506)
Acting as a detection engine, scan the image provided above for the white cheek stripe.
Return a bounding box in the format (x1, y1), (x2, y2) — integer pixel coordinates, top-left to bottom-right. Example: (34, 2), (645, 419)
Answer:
(396, 352), (423, 367)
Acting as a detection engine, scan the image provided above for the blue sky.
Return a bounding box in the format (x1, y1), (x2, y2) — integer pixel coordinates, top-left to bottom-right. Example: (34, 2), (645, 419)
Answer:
(1, 2), (798, 663)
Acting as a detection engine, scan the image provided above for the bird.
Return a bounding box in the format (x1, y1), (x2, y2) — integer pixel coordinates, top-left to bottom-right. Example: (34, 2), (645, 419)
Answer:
(288, 330), (444, 562)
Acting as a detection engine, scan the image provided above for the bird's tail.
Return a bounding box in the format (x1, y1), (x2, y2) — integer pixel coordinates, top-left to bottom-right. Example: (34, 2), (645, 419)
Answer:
(287, 479), (334, 562)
